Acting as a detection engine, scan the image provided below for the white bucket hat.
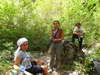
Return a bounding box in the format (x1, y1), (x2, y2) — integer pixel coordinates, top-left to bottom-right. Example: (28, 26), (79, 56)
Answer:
(14, 37), (28, 60)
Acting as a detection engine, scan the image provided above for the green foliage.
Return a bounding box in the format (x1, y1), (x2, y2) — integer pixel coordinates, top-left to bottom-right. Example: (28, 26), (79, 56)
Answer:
(0, 50), (12, 73)
(74, 48), (100, 74)
(74, 57), (94, 75)
(0, 0), (99, 51)
(0, 0), (99, 73)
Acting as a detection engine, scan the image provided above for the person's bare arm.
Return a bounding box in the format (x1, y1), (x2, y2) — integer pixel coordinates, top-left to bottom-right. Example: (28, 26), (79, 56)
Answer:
(73, 31), (79, 35)
(14, 56), (22, 66)
(13, 56), (22, 70)
(75, 31), (85, 36)
(31, 58), (45, 65)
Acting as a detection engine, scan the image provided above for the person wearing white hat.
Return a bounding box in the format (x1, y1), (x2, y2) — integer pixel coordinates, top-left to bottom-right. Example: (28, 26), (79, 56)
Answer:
(14, 37), (48, 75)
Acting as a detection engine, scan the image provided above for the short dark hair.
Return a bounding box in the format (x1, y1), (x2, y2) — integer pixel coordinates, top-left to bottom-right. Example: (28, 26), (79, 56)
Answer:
(75, 22), (81, 26)
(53, 20), (60, 24)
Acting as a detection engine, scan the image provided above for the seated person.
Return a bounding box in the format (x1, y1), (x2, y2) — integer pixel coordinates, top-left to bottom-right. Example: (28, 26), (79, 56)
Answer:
(13, 37), (48, 75)
(72, 23), (85, 49)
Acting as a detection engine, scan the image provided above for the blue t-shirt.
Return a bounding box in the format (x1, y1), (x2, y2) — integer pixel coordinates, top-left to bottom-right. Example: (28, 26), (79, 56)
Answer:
(14, 50), (32, 69)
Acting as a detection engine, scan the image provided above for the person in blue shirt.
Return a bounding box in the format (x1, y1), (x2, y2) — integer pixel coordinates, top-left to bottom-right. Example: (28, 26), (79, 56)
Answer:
(14, 37), (48, 75)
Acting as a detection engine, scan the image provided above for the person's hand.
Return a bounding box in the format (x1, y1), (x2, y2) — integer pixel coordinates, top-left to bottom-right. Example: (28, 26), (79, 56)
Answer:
(53, 39), (58, 42)
(75, 32), (82, 36)
(53, 39), (62, 43)
(76, 32), (80, 35)
(50, 37), (52, 40)
(38, 59), (45, 65)
(78, 33), (84, 36)
(32, 59), (45, 65)
(13, 65), (19, 70)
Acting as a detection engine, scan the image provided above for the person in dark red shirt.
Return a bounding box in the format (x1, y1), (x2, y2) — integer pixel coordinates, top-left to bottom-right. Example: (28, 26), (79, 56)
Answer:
(49, 20), (64, 71)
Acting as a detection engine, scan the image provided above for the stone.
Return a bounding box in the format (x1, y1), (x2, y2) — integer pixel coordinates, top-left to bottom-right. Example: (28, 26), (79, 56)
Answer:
(93, 59), (100, 75)
(62, 40), (84, 64)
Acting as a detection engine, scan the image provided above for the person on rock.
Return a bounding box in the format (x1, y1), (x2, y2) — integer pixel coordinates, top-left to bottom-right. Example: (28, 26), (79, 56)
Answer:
(72, 22), (85, 49)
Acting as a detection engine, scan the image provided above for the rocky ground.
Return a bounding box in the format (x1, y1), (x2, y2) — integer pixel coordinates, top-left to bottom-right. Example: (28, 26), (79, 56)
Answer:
(3, 42), (100, 75)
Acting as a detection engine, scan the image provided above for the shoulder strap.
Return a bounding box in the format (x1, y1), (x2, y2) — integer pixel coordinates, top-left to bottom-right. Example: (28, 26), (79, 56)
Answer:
(53, 29), (59, 38)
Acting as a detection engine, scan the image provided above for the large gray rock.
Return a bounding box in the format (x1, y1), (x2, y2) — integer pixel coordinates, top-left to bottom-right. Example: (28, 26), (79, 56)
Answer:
(93, 59), (100, 75)
(62, 40), (84, 64)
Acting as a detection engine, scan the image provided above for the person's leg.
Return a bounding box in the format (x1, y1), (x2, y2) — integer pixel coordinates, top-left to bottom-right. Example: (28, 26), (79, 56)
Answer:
(72, 34), (75, 43)
(79, 37), (83, 49)
(55, 43), (63, 71)
(26, 65), (43, 74)
(72, 34), (78, 43)
(50, 43), (56, 70)
(41, 65), (48, 75)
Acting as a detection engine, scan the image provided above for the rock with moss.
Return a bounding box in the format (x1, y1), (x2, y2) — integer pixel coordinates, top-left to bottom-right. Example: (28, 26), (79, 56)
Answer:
(61, 40), (84, 65)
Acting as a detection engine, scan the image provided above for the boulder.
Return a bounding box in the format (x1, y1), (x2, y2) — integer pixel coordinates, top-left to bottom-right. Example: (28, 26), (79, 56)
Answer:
(62, 40), (84, 64)
(93, 59), (100, 75)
